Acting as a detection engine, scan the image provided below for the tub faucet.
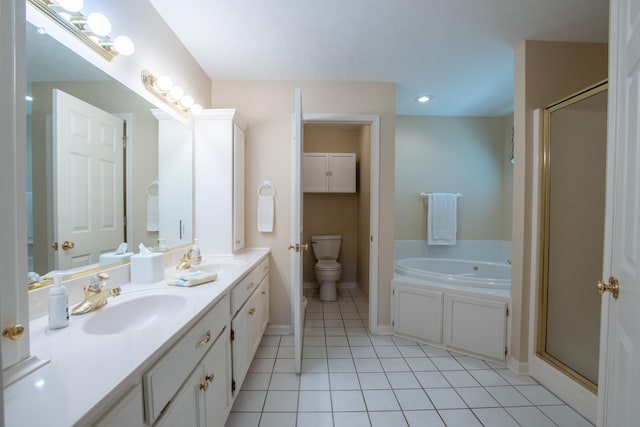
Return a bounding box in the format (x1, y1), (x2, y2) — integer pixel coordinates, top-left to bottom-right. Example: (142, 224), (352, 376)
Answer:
(176, 248), (202, 270)
(70, 272), (121, 315)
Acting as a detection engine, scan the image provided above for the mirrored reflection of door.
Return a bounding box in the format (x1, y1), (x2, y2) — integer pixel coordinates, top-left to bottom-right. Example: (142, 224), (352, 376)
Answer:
(54, 89), (124, 269)
(538, 82), (608, 391)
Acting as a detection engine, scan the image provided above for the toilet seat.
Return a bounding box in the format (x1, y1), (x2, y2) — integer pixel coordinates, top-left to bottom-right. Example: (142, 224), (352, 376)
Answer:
(315, 261), (341, 271)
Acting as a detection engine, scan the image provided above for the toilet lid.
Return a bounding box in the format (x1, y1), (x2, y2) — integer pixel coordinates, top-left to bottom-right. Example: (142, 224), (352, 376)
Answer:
(315, 261), (341, 271)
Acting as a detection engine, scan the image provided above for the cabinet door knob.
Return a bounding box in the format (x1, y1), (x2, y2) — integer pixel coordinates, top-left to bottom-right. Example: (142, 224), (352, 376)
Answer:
(249, 307), (256, 315)
(199, 382), (209, 392)
(2, 324), (25, 341)
(247, 282), (255, 290)
(62, 240), (75, 250)
(206, 373), (215, 383)
(196, 330), (212, 349)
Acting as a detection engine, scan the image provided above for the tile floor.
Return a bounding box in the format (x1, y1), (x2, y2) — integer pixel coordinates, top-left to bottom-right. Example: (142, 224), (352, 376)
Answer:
(225, 291), (593, 427)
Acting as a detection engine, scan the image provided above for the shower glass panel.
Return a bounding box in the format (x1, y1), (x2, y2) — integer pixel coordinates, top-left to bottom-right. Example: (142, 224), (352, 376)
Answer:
(538, 82), (607, 392)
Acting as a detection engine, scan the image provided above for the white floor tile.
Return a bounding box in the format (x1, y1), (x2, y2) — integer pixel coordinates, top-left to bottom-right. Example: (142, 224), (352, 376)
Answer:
(263, 390), (299, 412)
(430, 356), (464, 371)
(438, 409), (483, 427)
(414, 371), (451, 388)
(486, 386), (533, 407)
(346, 327), (368, 336)
(269, 373), (300, 390)
(456, 387), (499, 408)
(260, 336), (281, 347)
(298, 390), (332, 412)
(277, 346), (295, 358)
(397, 346), (426, 357)
(306, 319), (325, 328)
(304, 336), (326, 346)
(515, 385), (564, 405)
(281, 335), (295, 346)
(333, 411), (371, 427)
(369, 335), (395, 346)
(472, 408), (519, 427)
(418, 344), (451, 357)
(325, 319), (344, 328)
(232, 390), (267, 412)
(303, 346), (328, 359)
(324, 311), (343, 320)
(391, 336), (418, 346)
(255, 346), (278, 358)
(302, 358), (329, 373)
(350, 346), (377, 358)
(453, 355), (491, 370)
(328, 358), (356, 372)
(495, 368), (538, 385)
(343, 319), (364, 328)
(386, 372), (420, 389)
(331, 390), (367, 412)
(225, 412), (261, 427)
(329, 372), (361, 390)
(326, 336), (349, 346)
(348, 336), (372, 346)
(442, 370), (480, 387)
(259, 412), (296, 427)
(405, 357), (437, 371)
(354, 358), (383, 373)
(327, 346), (352, 358)
(373, 345), (402, 358)
(250, 358), (275, 373)
(424, 388), (467, 409)
(305, 327), (326, 337)
(300, 373), (330, 390)
(358, 372), (391, 390)
(394, 388), (434, 410)
(273, 358), (297, 373)
(305, 312), (324, 320)
(379, 357), (411, 372)
(469, 369), (510, 386)
(506, 406), (557, 427)
(242, 373), (272, 390)
(404, 410), (445, 427)
(362, 389), (400, 411)
(538, 405), (594, 427)
(341, 312), (362, 320)
(296, 412), (333, 427)
(369, 411), (408, 427)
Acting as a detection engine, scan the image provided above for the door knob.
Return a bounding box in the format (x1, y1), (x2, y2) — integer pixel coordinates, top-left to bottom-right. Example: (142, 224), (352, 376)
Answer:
(2, 324), (25, 341)
(287, 243), (309, 252)
(597, 276), (619, 299)
(61, 240), (75, 250)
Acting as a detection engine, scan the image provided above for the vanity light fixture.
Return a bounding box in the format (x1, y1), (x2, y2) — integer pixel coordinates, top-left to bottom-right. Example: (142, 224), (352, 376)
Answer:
(28, 0), (135, 61)
(141, 70), (203, 116)
(417, 95), (431, 103)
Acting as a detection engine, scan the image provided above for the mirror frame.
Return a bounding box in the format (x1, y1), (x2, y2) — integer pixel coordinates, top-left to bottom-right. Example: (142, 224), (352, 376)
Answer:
(536, 80), (608, 394)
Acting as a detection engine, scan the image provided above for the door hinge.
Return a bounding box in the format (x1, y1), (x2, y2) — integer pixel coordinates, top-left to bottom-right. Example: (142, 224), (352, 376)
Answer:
(231, 379), (236, 393)
(392, 289), (395, 295)
(230, 329), (235, 341)
(505, 346), (508, 356)
(392, 320), (394, 326)
(506, 308), (509, 317)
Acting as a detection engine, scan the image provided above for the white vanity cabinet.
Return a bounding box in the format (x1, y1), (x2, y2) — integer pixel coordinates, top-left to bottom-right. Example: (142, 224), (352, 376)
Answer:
(393, 282), (443, 344)
(303, 152), (356, 193)
(194, 109), (247, 255)
(230, 258), (270, 394)
(94, 385), (145, 427)
(143, 294), (231, 426)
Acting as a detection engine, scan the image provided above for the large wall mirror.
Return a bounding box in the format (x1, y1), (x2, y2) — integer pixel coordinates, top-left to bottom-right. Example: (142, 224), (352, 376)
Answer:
(537, 81), (607, 393)
(26, 18), (193, 285)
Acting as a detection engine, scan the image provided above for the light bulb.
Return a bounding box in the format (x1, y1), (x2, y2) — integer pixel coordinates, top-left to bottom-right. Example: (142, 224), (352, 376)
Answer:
(156, 76), (173, 92)
(417, 95), (431, 103)
(190, 104), (203, 116)
(113, 36), (135, 55)
(87, 12), (111, 36)
(169, 86), (184, 101)
(180, 95), (194, 109)
(56, 0), (83, 12)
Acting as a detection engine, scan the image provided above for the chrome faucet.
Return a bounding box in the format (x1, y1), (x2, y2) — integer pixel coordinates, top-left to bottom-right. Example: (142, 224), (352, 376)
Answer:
(70, 272), (121, 315)
(176, 248), (202, 270)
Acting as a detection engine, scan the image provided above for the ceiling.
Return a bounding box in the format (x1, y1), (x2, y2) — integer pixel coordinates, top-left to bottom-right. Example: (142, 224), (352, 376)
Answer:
(149, 0), (608, 117)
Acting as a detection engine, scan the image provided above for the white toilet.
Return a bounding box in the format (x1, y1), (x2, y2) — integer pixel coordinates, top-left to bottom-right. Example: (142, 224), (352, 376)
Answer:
(311, 235), (343, 302)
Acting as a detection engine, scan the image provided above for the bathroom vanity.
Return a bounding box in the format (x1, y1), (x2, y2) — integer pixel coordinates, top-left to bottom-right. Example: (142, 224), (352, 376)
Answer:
(4, 248), (270, 427)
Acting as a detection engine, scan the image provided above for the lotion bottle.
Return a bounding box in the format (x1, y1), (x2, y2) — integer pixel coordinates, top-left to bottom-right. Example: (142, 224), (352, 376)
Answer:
(191, 238), (201, 264)
(49, 273), (69, 329)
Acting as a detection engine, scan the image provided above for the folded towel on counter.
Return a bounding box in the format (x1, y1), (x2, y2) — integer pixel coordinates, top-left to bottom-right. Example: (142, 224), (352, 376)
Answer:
(168, 271), (218, 287)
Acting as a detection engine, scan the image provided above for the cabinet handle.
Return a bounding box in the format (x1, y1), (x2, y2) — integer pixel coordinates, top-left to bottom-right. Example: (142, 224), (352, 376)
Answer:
(249, 307), (256, 315)
(199, 382), (209, 392)
(247, 282), (255, 290)
(2, 324), (25, 341)
(206, 373), (215, 383)
(261, 291), (266, 295)
(196, 330), (211, 349)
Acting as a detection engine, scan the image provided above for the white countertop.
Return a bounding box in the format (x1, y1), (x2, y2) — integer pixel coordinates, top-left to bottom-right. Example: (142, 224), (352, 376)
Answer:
(4, 248), (269, 427)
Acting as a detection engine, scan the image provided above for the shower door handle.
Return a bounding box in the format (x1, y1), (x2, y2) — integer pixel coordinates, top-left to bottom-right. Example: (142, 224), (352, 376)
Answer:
(597, 276), (619, 299)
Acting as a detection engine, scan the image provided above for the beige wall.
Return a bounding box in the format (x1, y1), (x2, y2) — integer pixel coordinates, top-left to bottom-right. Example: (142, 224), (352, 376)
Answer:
(395, 116), (511, 241)
(211, 81), (395, 328)
(511, 40), (608, 367)
(502, 113), (514, 240)
(30, 81), (159, 274)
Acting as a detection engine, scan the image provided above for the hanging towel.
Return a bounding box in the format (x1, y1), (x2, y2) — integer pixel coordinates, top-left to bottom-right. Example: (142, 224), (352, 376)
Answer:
(427, 193), (457, 245)
(146, 195), (159, 231)
(258, 195), (274, 232)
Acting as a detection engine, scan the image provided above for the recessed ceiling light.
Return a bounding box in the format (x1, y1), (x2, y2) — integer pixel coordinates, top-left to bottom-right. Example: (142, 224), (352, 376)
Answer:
(417, 95), (431, 103)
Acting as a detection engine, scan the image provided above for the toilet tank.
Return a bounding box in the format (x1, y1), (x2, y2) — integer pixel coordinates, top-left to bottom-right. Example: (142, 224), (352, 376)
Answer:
(311, 235), (342, 260)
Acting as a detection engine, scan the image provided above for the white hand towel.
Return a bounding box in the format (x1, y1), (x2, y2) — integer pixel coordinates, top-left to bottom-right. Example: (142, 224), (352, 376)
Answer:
(168, 271), (218, 287)
(427, 193), (457, 245)
(146, 194), (159, 231)
(257, 194), (274, 232)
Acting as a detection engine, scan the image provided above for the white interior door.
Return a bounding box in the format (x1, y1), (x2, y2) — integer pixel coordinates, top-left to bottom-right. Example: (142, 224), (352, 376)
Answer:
(291, 88), (305, 373)
(599, 0), (640, 425)
(53, 89), (124, 270)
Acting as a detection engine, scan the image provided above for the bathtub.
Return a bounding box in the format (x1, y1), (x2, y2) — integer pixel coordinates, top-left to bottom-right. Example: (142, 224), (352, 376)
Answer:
(392, 240), (511, 361)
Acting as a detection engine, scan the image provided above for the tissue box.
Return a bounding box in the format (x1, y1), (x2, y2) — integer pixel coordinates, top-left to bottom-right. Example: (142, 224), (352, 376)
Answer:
(130, 252), (164, 284)
(99, 251), (134, 267)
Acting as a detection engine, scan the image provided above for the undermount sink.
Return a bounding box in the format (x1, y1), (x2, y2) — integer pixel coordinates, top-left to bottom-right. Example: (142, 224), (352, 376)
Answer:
(192, 259), (246, 275)
(82, 293), (188, 335)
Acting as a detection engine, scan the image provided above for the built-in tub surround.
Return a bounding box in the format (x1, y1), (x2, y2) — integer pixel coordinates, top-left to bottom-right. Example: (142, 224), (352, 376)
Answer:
(393, 240), (511, 361)
(6, 248), (269, 427)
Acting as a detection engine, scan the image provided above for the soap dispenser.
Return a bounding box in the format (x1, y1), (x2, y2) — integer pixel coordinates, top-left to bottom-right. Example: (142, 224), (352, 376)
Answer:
(49, 273), (69, 329)
(191, 238), (201, 265)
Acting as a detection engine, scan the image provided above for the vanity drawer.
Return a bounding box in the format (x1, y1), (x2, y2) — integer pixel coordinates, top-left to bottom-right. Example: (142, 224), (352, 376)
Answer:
(231, 258), (269, 315)
(143, 294), (229, 425)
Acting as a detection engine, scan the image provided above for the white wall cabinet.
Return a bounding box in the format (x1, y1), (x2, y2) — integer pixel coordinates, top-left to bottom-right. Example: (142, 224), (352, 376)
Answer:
(393, 279), (508, 361)
(194, 110), (247, 255)
(231, 258), (270, 394)
(303, 153), (356, 193)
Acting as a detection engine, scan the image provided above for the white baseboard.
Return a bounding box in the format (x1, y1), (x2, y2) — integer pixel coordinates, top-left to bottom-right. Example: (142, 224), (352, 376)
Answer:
(507, 356), (529, 374)
(265, 324), (292, 335)
(304, 281), (357, 290)
(529, 355), (597, 424)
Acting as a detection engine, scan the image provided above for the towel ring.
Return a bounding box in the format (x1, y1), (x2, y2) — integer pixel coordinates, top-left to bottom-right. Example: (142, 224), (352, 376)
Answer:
(147, 180), (159, 196)
(258, 180), (275, 197)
